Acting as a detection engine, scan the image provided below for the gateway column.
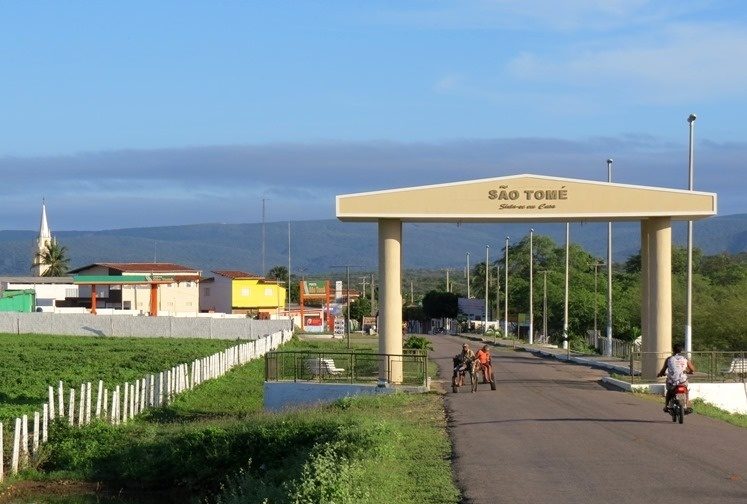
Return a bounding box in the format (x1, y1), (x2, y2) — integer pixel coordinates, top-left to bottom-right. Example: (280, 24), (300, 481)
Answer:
(378, 219), (403, 383)
(641, 217), (672, 380)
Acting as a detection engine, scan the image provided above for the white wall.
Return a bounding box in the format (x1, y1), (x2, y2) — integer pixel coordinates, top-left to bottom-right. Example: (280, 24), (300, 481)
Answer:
(199, 275), (232, 313)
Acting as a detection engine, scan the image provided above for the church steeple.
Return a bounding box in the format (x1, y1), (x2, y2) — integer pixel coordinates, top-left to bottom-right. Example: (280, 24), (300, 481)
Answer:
(34, 200), (53, 276)
(39, 199), (51, 241)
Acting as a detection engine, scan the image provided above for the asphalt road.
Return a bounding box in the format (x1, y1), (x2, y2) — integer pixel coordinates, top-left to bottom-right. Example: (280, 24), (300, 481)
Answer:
(431, 335), (747, 504)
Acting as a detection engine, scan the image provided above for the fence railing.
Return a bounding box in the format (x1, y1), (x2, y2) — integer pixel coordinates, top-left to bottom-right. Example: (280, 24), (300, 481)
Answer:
(0, 329), (293, 481)
(585, 332), (640, 359)
(616, 351), (747, 383)
(265, 349), (428, 387)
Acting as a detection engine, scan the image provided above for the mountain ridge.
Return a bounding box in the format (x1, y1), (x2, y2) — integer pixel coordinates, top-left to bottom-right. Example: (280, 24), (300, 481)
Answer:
(2, 214), (747, 276)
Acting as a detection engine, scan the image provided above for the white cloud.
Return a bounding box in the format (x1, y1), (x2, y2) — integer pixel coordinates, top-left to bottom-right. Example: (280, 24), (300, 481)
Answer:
(506, 23), (747, 104)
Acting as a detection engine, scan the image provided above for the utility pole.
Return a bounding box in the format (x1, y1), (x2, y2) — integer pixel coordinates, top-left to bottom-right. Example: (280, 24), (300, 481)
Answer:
(331, 265), (362, 349)
(542, 271), (548, 342)
(261, 197), (267, 276)
(484, 245), (490, 335)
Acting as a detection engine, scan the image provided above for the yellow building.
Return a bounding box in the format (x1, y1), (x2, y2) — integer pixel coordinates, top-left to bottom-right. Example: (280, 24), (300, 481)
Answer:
(200, 270), (286, 316)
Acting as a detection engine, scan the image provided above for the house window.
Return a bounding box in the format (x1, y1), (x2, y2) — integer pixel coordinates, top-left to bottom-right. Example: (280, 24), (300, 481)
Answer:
(241, 288), (250, 296)
(185, 282), (192, 287)
(204, 287), (211, 296)
(264, 288), (273, 297)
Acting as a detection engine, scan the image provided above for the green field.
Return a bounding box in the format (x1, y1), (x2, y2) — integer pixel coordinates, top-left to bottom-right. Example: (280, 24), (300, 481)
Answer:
(0, 334), (238, 423)
(0, 334), (459, 504)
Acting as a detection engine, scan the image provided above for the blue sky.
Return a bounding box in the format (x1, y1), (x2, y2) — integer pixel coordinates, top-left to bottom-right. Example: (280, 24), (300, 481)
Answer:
(1, 1), (746, 230)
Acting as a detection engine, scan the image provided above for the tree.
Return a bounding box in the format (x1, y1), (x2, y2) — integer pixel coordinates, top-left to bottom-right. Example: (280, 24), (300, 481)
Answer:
(348, 296), (371, 323)
(267, 265), (288, 281)
(422, 290), (458, 319)
(32, 240), (70, 277)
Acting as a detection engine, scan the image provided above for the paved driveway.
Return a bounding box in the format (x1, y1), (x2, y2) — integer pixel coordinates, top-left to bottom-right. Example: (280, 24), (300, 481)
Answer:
(430, 335), (747, 504)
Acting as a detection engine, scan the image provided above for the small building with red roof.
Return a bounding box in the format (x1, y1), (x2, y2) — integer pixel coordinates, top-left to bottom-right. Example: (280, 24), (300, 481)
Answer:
(68, 262), (201, 315)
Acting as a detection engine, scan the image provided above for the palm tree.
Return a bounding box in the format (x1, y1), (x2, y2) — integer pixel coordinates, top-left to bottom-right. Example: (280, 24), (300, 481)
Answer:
(32, 240), (71, 277)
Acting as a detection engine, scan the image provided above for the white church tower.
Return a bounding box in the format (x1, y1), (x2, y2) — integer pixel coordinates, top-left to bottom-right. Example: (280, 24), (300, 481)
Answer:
(33, 200), (53, 276)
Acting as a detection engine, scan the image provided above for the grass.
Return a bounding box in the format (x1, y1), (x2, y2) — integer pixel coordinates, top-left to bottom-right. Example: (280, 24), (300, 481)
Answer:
(2, 335), (460, 504)
(631, 390), (747, 428)
(0, 333), (239, 423)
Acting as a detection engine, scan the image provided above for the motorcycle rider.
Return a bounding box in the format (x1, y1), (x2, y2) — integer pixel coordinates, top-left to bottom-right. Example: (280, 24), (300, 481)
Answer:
(657, 343), (695, 413)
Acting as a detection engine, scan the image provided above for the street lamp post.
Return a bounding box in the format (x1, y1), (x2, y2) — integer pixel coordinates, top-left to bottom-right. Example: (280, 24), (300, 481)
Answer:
(484, 245), (489, 334)
(606, 159), (613, 357)
(504, 236), (509, 338)
(563, 223), (569, 351)
(542, 271), (548, 342)
(466, 252), (471, 299)
(686, 113), (697, 355)
(529, 228), (534, 345)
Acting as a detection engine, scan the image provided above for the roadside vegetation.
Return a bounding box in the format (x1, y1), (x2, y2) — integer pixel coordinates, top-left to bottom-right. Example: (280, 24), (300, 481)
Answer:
(0, 335), (459, 504)
(0, 334), (237, 423)
(631, 390), (747, 428)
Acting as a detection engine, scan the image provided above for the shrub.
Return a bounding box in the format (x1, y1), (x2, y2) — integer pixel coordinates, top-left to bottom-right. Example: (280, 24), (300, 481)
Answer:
(403, 335), (433, 351)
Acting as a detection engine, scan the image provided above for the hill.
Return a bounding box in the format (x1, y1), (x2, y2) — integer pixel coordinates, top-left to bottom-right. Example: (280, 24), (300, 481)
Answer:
(2, 214), (747, 276)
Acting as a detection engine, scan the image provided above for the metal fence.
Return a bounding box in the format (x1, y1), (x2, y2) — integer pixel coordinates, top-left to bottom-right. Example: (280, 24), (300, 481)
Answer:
(618, 351), (747, 383)
(585, 332), (640, 359)
(265, 349), (428, 386)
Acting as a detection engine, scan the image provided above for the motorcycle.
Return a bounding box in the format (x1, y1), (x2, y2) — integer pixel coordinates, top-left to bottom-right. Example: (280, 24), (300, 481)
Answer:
(666, 383), (690, 424)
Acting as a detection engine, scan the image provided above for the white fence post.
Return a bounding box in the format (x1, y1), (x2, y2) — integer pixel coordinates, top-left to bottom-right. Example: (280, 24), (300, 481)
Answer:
(85, 382), (92, 424)
(20, 415), (28, 468)
(58, 380), (64, 419)
(122, 383), (129, 423)
(96, 380), (103, 418)
(33, 412), (40, 454)
(78, 384), (85, 427)
(11, 418), (20, 475)
(42, 404), (48, 443)
(68, 388), (75, 426)
(48, 386), (55, 421)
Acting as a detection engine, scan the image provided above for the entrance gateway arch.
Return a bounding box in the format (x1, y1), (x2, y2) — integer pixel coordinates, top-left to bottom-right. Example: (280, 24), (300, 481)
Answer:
(336, 174), (717, 382)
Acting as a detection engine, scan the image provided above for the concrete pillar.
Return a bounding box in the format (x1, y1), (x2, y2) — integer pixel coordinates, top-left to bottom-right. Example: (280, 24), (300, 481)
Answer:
(641, 217), (672, 380)
(378, 219), (403, 383)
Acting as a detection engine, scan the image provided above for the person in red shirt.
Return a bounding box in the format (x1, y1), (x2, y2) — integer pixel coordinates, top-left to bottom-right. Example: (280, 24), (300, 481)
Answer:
(475, 344), (493, 384)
